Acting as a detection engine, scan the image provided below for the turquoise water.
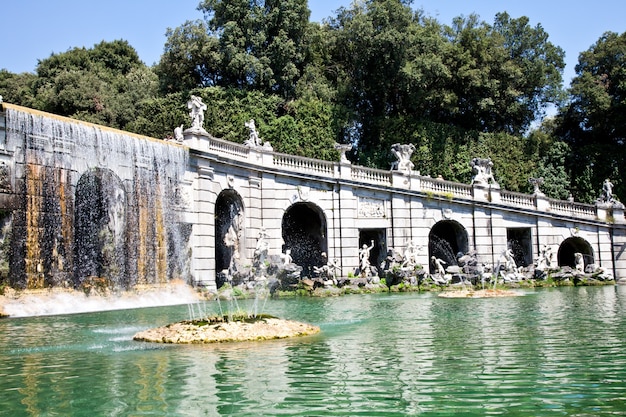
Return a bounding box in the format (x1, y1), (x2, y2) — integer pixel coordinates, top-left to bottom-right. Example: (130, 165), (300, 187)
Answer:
(2, 286), (626, 416)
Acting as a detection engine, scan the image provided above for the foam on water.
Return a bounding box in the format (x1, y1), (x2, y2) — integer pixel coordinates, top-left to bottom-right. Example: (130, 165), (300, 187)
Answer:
(1, 284), (200, 317)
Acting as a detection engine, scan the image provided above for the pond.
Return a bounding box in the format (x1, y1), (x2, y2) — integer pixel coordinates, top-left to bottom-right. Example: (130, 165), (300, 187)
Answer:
(2, 286), (626, 416)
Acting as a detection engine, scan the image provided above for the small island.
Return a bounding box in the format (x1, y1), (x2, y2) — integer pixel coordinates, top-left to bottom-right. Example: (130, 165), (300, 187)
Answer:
(133, 314), (320, 344)
(438, 288), (522, 298)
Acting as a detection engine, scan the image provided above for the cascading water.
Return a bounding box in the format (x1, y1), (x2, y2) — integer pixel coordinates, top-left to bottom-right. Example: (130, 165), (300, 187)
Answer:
(428, 235), (457, 272)
(4, 107), (191, 290)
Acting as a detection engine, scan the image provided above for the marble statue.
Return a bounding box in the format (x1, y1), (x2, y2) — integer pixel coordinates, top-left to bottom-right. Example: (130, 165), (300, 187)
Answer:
(314, 252), (340, 280)
(431, 256), (447, 276)
(529, 177), (544, 195)
(602, 178), (614, 203)
(402, 240), (421, 269)
(359, 240), (375, 276)
(536, 244), (554, 271)
(187, 95), (207, 131)
(173, 124), (184, 142)
(502, 248), (517, 271)
(470, 157), (496, 185)
(244, 119), (262, 147)
(281, 248), (293, 265)
(574, 252), (585, 272)
(253, 227), (270, 268)
(243, 119), (273, 150)
(390, 143), (416, 175)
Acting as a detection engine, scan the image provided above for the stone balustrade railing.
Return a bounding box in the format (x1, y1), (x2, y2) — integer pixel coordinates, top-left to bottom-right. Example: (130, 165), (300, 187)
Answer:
(351, 166), (392, 185)
(500, 190), (536, 209)
(188, 134), (624, 223)
(548, 198), (597, 219)
(421, 176), (473, 198)
(274, 152), (335, 176)
(206, 135), (250, 159)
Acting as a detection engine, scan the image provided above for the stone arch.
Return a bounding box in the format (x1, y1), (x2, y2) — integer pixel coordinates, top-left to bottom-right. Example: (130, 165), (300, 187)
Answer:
(74, 168), (127, 287)
(215, 189), (245, 288)
(558, 237), (594, 269)
(428, 220), (469, 273)
(282, 202), (327, 277)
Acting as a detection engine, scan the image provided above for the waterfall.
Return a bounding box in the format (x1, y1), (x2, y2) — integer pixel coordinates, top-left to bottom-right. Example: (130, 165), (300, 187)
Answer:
(5, 107), (191, 289)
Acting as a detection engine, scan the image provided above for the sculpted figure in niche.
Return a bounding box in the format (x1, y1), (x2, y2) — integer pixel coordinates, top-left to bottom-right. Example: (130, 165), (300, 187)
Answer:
(502, 248), (517, 271)
(574, 252), (585, 272)
(187, 95), (207, 130)
(359, 240), (375, 276)
(281, 248), (293, 265)
(431, 256), (447, 275)
(390, 143), (416, 175)
(314, 252), (340, 280)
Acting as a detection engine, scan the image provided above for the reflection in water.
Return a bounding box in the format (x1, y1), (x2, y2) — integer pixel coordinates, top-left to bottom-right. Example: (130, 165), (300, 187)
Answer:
(2, 287), (626, 416)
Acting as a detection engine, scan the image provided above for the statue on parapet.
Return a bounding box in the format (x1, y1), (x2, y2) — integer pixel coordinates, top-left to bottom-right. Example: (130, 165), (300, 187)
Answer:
(334, 142), (353, 164)
(391, 143), (416, 175)
(244, 119), (273, 151)
(597, 178), (625, 208)
(470, 157), (497, 186)
(602, 178), (615, 203)
(187, 95), (207, 132)
(529, 177), (544, 195)
(173, 124), (184, 142)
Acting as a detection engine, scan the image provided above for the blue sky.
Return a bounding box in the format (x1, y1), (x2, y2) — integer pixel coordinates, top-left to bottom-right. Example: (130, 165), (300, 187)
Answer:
(1, 0), (624, 88)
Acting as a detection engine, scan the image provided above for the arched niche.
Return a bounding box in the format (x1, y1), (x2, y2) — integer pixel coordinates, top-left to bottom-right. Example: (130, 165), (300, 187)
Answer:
(558, 236), (594, 269)
(215, 189), (244, 288)
(428, 220), (469, 273)
(282, 202), (327, 277)
(74, 168), (127, 287)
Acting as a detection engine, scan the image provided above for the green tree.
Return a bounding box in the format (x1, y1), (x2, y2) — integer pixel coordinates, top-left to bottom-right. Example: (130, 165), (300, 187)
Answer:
(443, 12), (564, 134)
(32, 40), (158, 130)
(526, 119), (571, 200)
(156, 20), (220, 93)
(171, 0), (311, 98)
(329, 0), (439, 160)
(558, 31), (626, 202)
(0, 70), (38, 107)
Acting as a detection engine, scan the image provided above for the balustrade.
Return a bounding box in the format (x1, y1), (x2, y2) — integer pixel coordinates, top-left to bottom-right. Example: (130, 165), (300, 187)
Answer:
(351, 166), (392, 185)
(207, 136), (249, 159)
(273, 152), (335, 176)
(198, 134), (612, 222)
(549, 198), (597, 219)
(500, 190), (536, 208)
(421, 177), (472, 198)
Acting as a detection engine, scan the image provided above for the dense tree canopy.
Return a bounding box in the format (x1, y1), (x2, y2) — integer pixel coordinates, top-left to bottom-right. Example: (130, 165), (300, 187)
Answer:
(2, 40), (158, 130)
(558, 31), (626, 202)
(0, 1), (622, 201)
